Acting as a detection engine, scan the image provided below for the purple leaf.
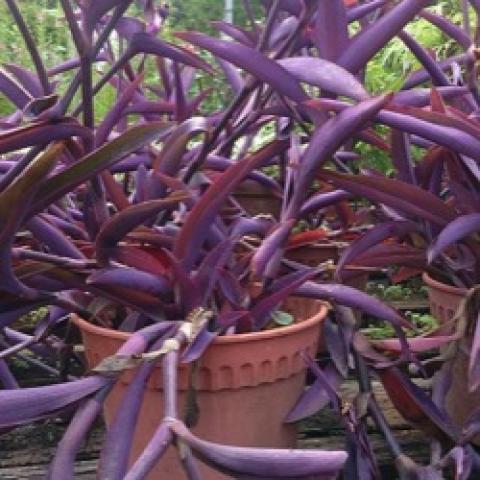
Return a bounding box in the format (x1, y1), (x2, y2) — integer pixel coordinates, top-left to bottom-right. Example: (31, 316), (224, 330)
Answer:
(149, 117), (208, 198)
(0, 65), (33, 109)
(23, 94), (59, 119)
(27, 216), (85, 260)
(83, 0), (131, 33)
(288, 95), (391, 215)
(95, 192), (187, 266)
(319, 169), (456, 226)
(314, 0), (349, 62)
(123, 99), (174, 116)
(3, 63), (44, 98)
(372, 333), (459, 354)
(250, 268), (321, 330)
(211, 21), (256, 46)
(310, 96), (480, 161)
(391, 129), (416, 183)
(428, 213), (480, 263)
(47, 54), (108, 76)
(404, 52), (470, 89)
(175, 31), (308, 103)
(295, 281), (413, 332)
(114, 16), (146, 41)
(32, 122), (173, 215)
(181, 327), (218, 363)
(299, 189), (352, 217)
(168, 419), (348, 478)
(174, 140), (289, 270)
(0, 376), (107, 428)
(285, 363), (344, 423)
(88, 267), (170, 296)
(347, 0), (387, 22)
(96, 74), (145, 147)
(392, 86), (469, 107)
(131, 33), (213, 71)
(336, 221), (418, 279)
(47, 386), (111, 480)
(0, 142), (62, 297)
(194, 238), (235, 304)
(94, 33), (213, 97)
(420, 10), (472, 49)
(0, 119), (89, 155)
(398, 30), (450, 87)
(469, 312), (480, 392)
(216, 57), (244, 94)
(338, 0), (432, 73)
(324, 317), (349, 377)
(379, 367), (459, 443)
(98, 362), (156, 480)
(251, 220), (295, 277)
(278, 57), (368, 101)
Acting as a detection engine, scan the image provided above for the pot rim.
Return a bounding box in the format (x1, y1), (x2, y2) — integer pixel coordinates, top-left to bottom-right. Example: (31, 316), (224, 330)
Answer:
(71, 299), (328, 345)
(422, 272), (468, 295)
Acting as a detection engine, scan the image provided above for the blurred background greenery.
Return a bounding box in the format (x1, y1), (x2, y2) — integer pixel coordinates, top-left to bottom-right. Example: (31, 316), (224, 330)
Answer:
(0, 0), (468, 172)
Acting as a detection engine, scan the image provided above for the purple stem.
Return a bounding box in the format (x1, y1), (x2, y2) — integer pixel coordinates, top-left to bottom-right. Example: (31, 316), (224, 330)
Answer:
(47, 385), (113, 480)
(98, 331), (176, 480)
(124, 424), (173, 480)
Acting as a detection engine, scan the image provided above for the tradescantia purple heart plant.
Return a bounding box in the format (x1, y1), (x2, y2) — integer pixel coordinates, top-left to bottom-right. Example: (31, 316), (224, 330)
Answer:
(1, 0), (480, 478)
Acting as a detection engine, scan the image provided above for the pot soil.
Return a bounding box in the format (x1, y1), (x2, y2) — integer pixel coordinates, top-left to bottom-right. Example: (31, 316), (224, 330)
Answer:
(73, 295), (327, 480)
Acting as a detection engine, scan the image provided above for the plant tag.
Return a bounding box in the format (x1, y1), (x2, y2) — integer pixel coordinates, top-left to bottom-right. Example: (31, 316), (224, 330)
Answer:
(271, 310), (294, 326)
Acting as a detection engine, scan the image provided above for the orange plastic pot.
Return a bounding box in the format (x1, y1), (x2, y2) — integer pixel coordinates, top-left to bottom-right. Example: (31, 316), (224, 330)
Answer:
(73, 295), (327, 480)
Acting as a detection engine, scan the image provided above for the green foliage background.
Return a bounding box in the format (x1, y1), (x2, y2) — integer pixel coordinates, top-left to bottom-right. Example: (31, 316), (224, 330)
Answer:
(0, 0), (468, 173)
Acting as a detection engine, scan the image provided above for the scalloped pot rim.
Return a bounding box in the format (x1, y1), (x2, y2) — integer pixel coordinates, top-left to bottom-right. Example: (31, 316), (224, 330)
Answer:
(71, 300), (328, 345)
(422, 272), (468, 296)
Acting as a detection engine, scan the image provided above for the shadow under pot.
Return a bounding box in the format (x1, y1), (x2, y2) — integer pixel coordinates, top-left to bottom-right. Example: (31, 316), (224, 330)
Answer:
(72, 295), (327, 480)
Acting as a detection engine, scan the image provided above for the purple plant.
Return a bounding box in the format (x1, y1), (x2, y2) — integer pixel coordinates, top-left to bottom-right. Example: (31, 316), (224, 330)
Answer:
(1, 0), (480, 479)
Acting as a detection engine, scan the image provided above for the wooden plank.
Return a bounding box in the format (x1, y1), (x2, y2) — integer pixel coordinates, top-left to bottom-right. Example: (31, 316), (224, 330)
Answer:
(0, 461), (98, 480)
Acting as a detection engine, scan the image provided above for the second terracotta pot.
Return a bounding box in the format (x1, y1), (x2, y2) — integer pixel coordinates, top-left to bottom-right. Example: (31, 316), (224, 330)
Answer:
(73, 295), (327, 479)
(423, 272), (480, 445)
(285, 243), (369, 291)
(233, 180), (282, 218)
(422, 272), (466, 327)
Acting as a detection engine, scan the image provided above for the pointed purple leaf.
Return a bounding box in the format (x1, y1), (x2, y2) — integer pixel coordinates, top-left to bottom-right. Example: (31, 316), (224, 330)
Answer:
(175, 31), (307, 103)
(428, 213), (480, 263)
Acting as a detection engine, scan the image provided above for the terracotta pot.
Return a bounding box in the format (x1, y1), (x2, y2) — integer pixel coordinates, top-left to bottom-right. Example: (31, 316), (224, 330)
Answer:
(233, 181), (282, 218)
(73, 296), (327, 480)
(422, 272), (466, 326)
(422, 273), (480, 444)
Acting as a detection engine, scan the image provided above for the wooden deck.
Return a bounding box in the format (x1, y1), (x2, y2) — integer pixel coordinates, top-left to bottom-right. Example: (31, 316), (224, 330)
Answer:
(0, 380), (431, 479)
